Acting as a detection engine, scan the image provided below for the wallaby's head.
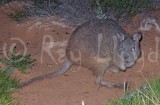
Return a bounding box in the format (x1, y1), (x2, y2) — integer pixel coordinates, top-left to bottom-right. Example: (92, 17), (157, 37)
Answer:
(119, 32), (142, 68)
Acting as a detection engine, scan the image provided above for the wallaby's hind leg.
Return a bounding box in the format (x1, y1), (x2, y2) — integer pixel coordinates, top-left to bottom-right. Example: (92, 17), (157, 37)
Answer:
(21, 59), (73, 87)
(95, 64), (124, 88)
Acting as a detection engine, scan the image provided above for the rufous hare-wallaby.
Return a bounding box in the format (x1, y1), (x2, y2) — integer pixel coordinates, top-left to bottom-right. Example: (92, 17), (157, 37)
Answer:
(22, 19), (142, 88)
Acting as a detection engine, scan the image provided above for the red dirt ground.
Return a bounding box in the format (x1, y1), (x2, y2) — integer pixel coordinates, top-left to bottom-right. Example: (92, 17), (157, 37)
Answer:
(0, 3), (160, 105)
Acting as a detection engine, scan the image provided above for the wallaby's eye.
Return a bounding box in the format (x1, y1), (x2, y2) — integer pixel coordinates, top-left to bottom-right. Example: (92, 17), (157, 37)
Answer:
(131, 48), (135, 52)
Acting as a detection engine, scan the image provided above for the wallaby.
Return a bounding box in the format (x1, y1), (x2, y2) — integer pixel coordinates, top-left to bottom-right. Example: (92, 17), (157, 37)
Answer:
(21, 19), (142, 88)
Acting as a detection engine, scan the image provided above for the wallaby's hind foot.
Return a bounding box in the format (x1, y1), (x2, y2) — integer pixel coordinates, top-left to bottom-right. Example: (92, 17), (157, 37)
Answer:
(21, 59), (72, 87)
(95, 80), (124, 88)
(94, 64), (126, 89)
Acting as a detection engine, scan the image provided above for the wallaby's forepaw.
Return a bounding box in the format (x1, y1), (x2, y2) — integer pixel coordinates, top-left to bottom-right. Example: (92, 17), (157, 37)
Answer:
(107, 66), (120, 73)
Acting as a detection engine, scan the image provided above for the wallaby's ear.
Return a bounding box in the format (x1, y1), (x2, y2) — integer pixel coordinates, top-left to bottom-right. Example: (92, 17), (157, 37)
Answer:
(133, 32), (142, 42)
(117, 32), (125, 41)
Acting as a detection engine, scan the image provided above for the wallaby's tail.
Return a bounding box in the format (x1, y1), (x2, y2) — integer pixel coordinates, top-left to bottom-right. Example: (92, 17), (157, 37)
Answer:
(21, 59), (73, 87)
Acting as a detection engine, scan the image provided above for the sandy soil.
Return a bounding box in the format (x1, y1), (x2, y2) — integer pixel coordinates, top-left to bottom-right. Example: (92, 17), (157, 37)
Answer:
(0, 3), (160, 105)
